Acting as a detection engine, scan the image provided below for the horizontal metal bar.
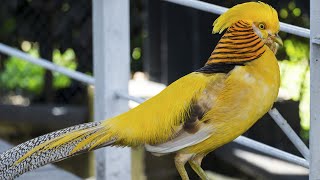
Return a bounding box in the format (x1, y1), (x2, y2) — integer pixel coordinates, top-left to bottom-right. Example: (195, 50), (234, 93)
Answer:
(117, 92), (309, 168)
(280, 22), (310, 38)
(164, 0), (310, 38)
(234, 136), (309, 168)
(312, 36), (320, 45)
(164, 0), (228, 15)
(269, 108), (310, 161)
(0, 43), (95, 85)
(116, 92), (146, 104)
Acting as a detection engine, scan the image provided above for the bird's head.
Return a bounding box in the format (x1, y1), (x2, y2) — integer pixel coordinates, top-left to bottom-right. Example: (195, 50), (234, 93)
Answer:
(213, 2), (282, 54)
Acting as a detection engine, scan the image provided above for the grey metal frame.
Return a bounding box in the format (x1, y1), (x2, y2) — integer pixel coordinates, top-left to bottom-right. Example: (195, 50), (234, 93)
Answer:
(92, 0), (131, 180)
(309, 0), (320, 179)
(269, 109), (310, 161)
(0, 0), (316, 179)
(164, 0), (310, 38)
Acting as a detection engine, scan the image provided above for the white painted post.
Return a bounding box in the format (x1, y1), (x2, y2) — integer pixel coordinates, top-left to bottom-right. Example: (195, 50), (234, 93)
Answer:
(310, 0), (320, 179)
(92, 0), (131, 180)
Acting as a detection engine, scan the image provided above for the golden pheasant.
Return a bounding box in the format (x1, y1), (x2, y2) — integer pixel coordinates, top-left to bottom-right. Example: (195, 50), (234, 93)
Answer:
(0, 2), (282, 180)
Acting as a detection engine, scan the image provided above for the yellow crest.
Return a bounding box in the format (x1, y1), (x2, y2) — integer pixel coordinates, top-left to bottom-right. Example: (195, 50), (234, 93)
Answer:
(212, 2), (279, 34)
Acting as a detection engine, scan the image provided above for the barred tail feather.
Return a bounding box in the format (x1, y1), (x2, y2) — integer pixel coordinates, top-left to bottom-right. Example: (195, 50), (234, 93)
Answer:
(0, 121), (116, 180)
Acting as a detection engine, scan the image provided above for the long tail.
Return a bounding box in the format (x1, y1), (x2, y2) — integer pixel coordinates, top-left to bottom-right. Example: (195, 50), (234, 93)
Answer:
(0, 121), (116, 179)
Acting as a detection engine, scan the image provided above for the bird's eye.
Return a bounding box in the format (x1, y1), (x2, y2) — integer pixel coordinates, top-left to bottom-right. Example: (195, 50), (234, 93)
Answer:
(258, 23), (266, 30)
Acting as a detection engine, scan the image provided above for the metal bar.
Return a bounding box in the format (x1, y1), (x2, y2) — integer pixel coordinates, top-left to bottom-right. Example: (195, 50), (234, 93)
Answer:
(269, 109), (310, 161)
(309, 0), (320, 178)
(116, 92), (146, 104)
(234, 136), (309, 168)
(164, 0), (227, 15)
(163, 0), (310, 38)
(312, 36), (320, 45)
(117, 92), (309, 168)
(0, 43), (94, 85)
(92, 1), (131, 180)
(280, 22), (310, 39)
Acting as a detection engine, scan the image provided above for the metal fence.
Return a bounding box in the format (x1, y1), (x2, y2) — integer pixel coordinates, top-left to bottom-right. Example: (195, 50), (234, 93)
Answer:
(0, 0), (318, 179)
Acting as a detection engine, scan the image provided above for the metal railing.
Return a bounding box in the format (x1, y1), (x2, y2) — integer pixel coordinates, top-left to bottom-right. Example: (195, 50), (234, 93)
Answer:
(0, 43), (94, 85)
(0, 0), (317, 179)
(92, 1), (131, 179)
(165, 0), (310, 38)
(309, 0), (320, 179)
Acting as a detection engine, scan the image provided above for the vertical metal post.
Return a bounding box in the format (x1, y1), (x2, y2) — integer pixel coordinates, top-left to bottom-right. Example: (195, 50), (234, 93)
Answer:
(310, 0), (320, 179)
(93, 0), (131, 180)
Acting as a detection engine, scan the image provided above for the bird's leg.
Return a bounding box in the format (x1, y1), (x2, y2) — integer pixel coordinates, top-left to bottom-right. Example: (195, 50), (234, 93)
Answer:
(174, 153), (192, 180)
(189, 154), (209, 180)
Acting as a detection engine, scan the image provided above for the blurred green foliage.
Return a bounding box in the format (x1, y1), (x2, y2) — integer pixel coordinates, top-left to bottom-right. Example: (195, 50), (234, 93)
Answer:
(279, 38), (310, 136)
(0, 47), (43, 94)
(0, 42), (77, 95)
(132, 47), (142, 61)
(52, 48), (77, 89)
(272, 0), (310, 138)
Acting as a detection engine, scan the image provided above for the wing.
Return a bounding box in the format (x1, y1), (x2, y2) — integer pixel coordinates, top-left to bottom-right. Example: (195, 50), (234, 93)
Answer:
(145, 127), (212, 155)
(143, 72), (228, 155)
(104, 71), (227, 150)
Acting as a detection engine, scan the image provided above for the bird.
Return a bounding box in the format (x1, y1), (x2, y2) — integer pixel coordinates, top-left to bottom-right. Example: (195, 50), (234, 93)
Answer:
(0, 2), (282, 180)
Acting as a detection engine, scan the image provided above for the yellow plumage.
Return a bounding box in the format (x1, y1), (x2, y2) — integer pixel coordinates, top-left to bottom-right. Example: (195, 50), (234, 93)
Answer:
(0, 2), (282, 180)
(103, 73), (212, 145)
(213, 2), (279, 34)
(182, 48), (280, 155)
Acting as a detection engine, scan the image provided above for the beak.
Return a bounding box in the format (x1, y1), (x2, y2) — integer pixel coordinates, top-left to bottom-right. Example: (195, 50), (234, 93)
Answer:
(271, 33), (283, 46)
